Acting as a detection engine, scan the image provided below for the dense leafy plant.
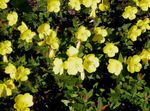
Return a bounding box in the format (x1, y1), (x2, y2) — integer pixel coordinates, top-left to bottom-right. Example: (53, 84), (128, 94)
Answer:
(0, 0), (150, 111)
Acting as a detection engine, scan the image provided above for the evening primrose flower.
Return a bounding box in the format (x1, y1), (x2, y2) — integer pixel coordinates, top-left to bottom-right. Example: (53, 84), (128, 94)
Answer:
(128, 25), (142, 41)
(122, 6), (138, 20)
(53, 58), (64, 75)
(0, 40), (12, 62)
(66, 46), (79, 57)
(89, 0), (101, 18)
(0, 40), (12, 56)
(7, 11), (18, 26)
(18, 22), (36, 43)
(46, 30), (60, 49)
(92, 27), (108, 43)
(75, 26), (91, 42)
(107, 59), (123, 76)
(0, 79), (15, 97)
(5, 64), (30, 81)
(103, 43), (119, 57)
(139, 49), (150, 64)
(5, 63), (17, 79)
(99, 0), (110, 11)
(14, 93), (34, 110)
(83, 54), (99, 73)
(47, 0), (60, 13)
(135, 0), (150, 11)
(127, 55), (142, 73)
(68, 0), (81, 11)
(37, 23), (51, 39)
(0, 0), (9, 9)
(136, 18), (150, 32)
(64, 56), (84, 75)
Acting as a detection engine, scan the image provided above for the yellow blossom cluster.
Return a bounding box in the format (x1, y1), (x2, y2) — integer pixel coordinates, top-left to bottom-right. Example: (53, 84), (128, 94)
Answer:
(5, 63), (31, 81)
(128, 18), (150, 41)
(0, 0), (9, 9)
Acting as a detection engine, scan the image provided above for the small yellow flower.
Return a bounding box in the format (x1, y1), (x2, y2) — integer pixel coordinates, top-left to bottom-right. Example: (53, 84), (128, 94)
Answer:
(139, 49), (150, 64)
(16, 66), (30, 81)
(5, 64), (30, 81)
(83, 54), (99, 73)
(66, 46), (79, 57)
(18, 22), (28, 34)
(37, 23), (51, 39)
(103, 43), (119, 57)
(0, 40), (12, 55)
(128, 25), (142, 41)
(75, 25), (91, 42)
(135, 0), (150, 11)
(14, 93), (33, 110)
(64, 56), (84, 75)
(127, 55), (142, 73)
(92, 27), (108, 43)
(68, 0), (81, 11)
(47, 0), (60, 13)
(20, 29), (36, 43)
(107, 59), (123, 76)
(136, 18), (150, 32)
(7, 11), (18, 26)
(122, 6), (138, 20)
(46, 30), (60, 49)
(0, 0), (9, 9)
(18, 22), (36, 43)
(5, 63), (17, 79)
(53, 58), (64, 75)
(0, 79), (15, 98)
(99, 0), (110, 11)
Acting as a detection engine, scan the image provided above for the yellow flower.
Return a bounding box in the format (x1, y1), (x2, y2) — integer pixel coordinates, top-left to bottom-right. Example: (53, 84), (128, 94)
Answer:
(68, 0), (81, 11)
(81, 0), (92, 7)
(64, 57), (84, 75)
(5, 63), (17, 79)
(75, 25), (91, 42)
(37, 23), (51, 39)
(127, 55), (142, 73)
(136, 18), (150, 32)
(20, 29), (36, 43)
(128, 25), (142, 41)
(107, 59), (123, 76)
(5, 64), (30, 81)
(0, 79), (15, 98)
(83, 54), (99, 73)
(66, 46), (79, 57)
(139, 49), (150, 64)
(99, 0), (110, 11)
(46, 30), (60, 49)
(103, 43), (119, 57)
(89, 0), (101, 18)
(16, 66), (30, 81)
(18, 22), (36, 43)
(47, 0), (60, 13)
(135, 0), (150, 11)
(18, 22), (28, 34)
(92, 27), (108, 43)
(14, 93), (33, 110)
(53, 58), (64, 75)
(122, 6), (138, 20)
(7, 11), (18, 26)
(0, 0), (9, 9)
(0, 40), (12, 55)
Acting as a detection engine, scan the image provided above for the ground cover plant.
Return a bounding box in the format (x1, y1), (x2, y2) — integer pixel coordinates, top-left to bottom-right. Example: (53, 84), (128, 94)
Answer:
(0, 0), (150, 111)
